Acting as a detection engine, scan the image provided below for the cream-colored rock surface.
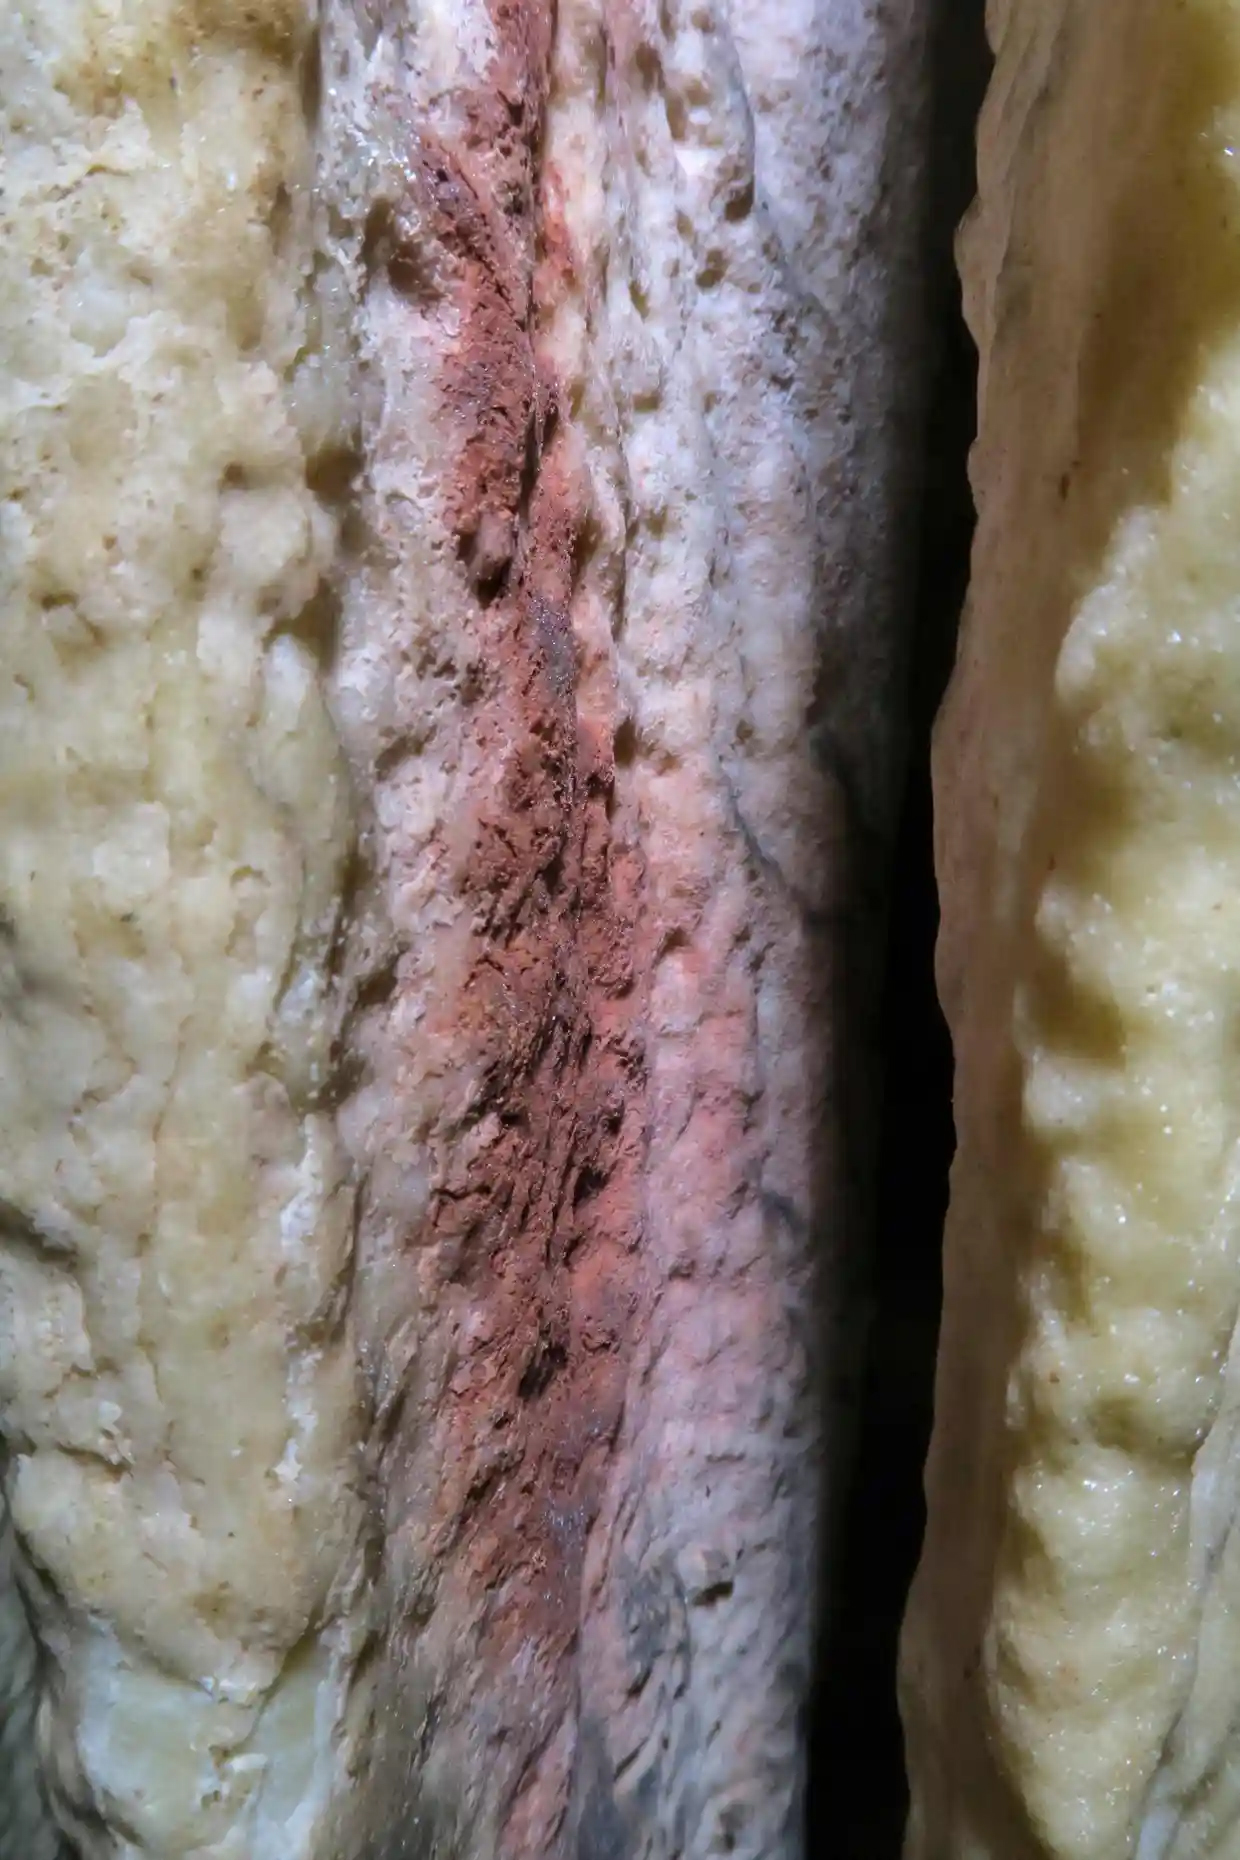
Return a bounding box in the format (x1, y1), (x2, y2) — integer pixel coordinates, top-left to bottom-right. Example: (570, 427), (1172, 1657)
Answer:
(0, 4), (366, 1854)
(0, 1), (932, 1855)
(900, 4), (1240, 1858)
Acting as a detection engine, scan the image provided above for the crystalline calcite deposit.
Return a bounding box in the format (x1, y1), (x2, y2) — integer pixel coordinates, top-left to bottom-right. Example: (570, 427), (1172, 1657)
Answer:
(0, 1), (931, 1855)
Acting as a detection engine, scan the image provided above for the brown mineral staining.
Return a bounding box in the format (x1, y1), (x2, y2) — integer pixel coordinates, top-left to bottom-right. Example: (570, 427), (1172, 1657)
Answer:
(399, 0), (555, 595)
(390, 0), (649, 1836)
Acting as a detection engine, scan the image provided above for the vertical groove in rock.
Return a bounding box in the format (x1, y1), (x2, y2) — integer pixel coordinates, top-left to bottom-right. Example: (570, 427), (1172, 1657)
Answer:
(808, 2), (989, 1849)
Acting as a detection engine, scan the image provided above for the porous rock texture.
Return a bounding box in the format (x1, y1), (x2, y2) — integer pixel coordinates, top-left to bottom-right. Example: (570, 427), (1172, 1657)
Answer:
(0, 2), (933, 1856)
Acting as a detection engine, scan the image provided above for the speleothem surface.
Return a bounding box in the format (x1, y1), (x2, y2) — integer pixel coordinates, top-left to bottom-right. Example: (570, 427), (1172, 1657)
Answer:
(0, 2), (932, 1855)
(901, 4), (1240, 1857)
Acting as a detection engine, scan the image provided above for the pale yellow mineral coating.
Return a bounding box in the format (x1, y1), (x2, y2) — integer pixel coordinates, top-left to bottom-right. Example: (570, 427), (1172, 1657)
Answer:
(902, 3), (1240, 1858)
(0, 2), (366, 1853)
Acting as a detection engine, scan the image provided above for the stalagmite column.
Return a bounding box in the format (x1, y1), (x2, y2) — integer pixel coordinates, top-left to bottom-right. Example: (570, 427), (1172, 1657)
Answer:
(902, 3), (1240, 1857)
(0, 2), (932, 1856)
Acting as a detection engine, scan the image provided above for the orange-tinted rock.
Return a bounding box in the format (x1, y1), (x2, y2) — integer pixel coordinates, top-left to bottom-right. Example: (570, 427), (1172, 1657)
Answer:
(314, 5), (935, 1855)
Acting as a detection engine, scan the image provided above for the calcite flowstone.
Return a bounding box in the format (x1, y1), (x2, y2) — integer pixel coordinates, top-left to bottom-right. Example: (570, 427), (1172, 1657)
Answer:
(901, 4), (1240, 1857)
(0, 2), (932, 1856)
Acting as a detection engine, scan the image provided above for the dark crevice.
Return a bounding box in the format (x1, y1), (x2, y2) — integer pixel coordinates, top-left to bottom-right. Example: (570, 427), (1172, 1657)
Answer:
(805, 3), (990, 1854)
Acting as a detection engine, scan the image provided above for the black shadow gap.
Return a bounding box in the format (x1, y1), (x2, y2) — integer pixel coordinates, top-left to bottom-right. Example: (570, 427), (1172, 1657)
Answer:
(805, 3), (990, 1851)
